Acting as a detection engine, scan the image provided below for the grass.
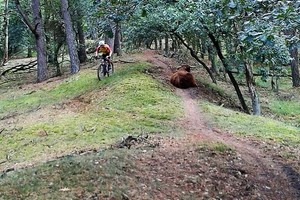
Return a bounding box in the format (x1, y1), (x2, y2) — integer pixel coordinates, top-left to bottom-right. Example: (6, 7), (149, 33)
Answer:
(0, 62), (183, 171)
(197, 76), (232, 98)
(0, 149), (137, 199)
(199, 101), (300, 145)
(269, 99), (300, 125)
(197, 141), (234, 153)
(0, 71), (99, 119)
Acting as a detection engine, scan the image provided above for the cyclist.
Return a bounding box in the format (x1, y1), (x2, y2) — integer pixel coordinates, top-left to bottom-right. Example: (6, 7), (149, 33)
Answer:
(95, 40), (112, 62)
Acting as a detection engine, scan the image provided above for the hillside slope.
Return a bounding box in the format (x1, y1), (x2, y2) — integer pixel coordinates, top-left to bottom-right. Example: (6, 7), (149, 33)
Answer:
(0, 50), (299, 199)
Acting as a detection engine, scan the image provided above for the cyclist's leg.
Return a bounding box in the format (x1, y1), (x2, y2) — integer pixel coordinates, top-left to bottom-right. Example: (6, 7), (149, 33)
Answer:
(102, 54), (109, 76)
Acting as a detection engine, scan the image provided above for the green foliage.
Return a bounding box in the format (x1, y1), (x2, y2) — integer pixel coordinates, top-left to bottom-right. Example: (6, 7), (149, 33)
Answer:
(124, 0), (299, 86)
(88, 0), (141, 39)
(3, 1), (32, 56)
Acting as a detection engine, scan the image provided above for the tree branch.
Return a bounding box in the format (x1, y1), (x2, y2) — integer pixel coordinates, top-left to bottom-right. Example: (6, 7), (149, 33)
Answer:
(171, 31), (217, 83)
(14, 0), (39, 38)
(1, 60), (37, 76)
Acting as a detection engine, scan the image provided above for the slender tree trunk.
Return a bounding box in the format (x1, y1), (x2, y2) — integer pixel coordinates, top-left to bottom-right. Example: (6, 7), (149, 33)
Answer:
(159, 38), (162, 50)
(27, 47), (33, 57)
(172, 35), (178, 52)
(164, 34), (169, 56)
(60, 0), (79, 74)
(290, 41), (300, 87)
(2, 0), (9, 66)
(54, 42), (64, 76)
(290, 44), (299, 87)
(208, 32), (250, 113)
(244, 62), (260, 115)
(200, 39), (206, 59)
(284, 29), (300, 87)
(208, 48), (218, 75)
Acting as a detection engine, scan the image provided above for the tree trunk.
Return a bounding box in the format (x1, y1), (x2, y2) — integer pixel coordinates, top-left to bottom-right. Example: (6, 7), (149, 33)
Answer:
(32, 0), (47, 82)
(114, 22), (122, 56)
(208, 48), (218, 75)
(54, 42), (64, 76)
(208, 32), (250, 113)
(290, 44), (299, 87)
(105, 21), (116, 57)
(60, 0), (79, 74)
(15, 0), (48, 82)
(2, 0), (9, 66)
(159, 38), (162, 50)
(27, 47), (33, 57)
(164, 34), (169, 56)
(200, 39), (206, 59)
(284, 29), (300, 87)
(77, 19), (87, 63)
(73, 0), (87, 63)
(244, 62), (260, 115)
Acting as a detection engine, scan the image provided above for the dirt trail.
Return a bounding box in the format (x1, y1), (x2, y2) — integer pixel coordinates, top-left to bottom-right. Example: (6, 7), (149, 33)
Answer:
(132, 49), (299, 199)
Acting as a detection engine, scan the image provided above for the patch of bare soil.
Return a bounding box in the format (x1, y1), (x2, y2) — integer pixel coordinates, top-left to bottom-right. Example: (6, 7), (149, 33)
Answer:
(124, 50), (300, 199)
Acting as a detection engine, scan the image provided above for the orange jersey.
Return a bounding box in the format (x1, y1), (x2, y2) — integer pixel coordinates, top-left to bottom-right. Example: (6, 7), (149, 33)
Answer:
(96, 44), (111, 55)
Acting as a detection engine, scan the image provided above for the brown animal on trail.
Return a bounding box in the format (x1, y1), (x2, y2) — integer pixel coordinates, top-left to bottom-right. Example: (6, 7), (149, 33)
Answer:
(170, 65), (197, 89)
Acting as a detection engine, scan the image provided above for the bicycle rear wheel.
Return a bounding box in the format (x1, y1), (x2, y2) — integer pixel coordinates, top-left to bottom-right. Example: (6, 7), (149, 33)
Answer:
(97, 64), (106, 81)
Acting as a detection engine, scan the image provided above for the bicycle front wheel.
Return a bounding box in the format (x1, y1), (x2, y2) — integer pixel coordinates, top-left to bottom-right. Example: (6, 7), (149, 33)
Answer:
(97, 64), (105, 81)
(107, 62), (114, 76)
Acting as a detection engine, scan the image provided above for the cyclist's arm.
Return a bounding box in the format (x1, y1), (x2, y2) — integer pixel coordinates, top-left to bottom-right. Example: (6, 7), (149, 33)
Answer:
(108, 47), (112, 57)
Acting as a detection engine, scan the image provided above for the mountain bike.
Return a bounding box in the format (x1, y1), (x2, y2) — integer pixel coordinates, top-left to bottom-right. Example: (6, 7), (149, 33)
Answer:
(97, 56), (114, 81)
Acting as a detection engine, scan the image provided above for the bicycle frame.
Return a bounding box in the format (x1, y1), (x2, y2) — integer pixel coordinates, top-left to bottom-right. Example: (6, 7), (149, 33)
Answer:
(97, 56), (113, 81)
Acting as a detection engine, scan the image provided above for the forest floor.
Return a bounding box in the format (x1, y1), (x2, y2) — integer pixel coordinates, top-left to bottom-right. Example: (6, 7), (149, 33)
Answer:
(0, 50), (299, 199)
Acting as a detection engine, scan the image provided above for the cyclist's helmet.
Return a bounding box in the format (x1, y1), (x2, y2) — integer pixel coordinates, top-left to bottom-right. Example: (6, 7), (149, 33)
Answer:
(98, 40), (105, 46)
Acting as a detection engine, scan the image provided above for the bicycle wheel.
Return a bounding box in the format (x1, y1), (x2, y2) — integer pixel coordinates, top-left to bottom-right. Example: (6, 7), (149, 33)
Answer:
(97, 64), (106, 81)
(107, 62), (114, 76)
